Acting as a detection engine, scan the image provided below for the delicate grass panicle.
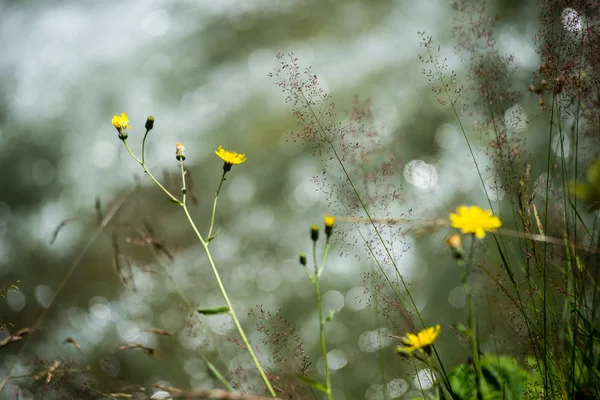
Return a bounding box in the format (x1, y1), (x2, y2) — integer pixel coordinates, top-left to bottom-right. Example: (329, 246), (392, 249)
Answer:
(269, 53), (405, 259)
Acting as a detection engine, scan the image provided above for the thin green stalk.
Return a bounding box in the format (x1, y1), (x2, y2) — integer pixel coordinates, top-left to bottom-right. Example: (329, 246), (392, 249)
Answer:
(208, 171), (226, 239)
(123, 138), (181, 205)
(149, 246), (239, 392)
(313, 238), (333, 400)
(180, 161), (187, 205)
(181, 204), (276, 397)
(123, 140), (275, 397)
(542, 93), (558, 397)
(461, 235), (484, 399)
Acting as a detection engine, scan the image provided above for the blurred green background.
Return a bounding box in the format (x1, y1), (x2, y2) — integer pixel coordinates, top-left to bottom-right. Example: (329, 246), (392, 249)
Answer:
(0, 0), (566, 398)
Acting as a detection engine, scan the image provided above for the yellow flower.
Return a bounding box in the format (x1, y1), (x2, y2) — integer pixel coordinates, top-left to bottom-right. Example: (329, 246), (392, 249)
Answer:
(324, 214), (335, 237)
(215, 146), (247, 172)
(310, 224), (319, 242)
(112, 112), (130, 130)
(112, 112), (130, 140)
(175, 142), (186, 161)
(398, 325), (441, 353)
(449, 205), (501, 239)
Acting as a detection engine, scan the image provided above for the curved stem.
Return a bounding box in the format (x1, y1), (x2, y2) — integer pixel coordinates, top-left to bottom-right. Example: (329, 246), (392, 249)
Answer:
(181, 204), (276, 397)
(141, 129), (150, 165)
(208, 171), (227, 239)
(123, 140), (143, 165)
(123, 141), (181, 205)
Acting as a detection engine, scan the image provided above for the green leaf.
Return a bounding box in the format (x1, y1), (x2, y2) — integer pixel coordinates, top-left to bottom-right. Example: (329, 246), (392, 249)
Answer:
(197, 306), (230, 315)
(326, 309), (335, 322)
(167, 198), (180, 204)
(207, 229), (221, 243)
(297, 374), (329, 393)
(448, 354), (541, 400)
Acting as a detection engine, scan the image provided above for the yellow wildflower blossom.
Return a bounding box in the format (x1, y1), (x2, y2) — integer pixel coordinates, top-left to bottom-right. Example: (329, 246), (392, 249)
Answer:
(449, 205), (501, 239)
(175, 142), (186, 161)
(111, 112), (130, 140)
(112, 112), (129, 130)
(215, 146), (247, 172)
(398, 325), (441, 353)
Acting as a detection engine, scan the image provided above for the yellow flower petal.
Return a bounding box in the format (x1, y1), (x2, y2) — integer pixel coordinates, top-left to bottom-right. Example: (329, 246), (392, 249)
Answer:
(449, 205), (501, 239)
(112, 112), (130, 130)
(215, 146), (247, 165)
(399, 325), (441, 353)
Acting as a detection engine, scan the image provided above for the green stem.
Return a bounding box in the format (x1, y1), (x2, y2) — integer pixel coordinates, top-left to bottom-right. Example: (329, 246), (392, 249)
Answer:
(313, 239), (333, 400)
(141, 129), (150, 165)
(181, 204), (276, 397)
(180, 161), (187, 205)
(461, 234), (484, 399)
(123, 140), (181, 205)
(152, 247), (239, 392)
(208, 171), (227, 239)
(124, 144), (274, 396)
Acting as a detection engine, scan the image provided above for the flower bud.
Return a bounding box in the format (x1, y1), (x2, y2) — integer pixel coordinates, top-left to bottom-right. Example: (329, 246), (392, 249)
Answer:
(446, 234), (464, 259)
(175, 142), (186, 161)
(310, 225), (319, 242)
(145, 116), (155, 131)
(324, 215), (335, 238)
(299, 253), (307, 266)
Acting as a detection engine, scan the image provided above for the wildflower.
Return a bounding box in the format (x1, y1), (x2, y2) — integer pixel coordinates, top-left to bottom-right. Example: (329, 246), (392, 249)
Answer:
(112, 112), (130, 140)
(175, 143), (186, 161)
(449, 206), (501, 239)
(299, 253), (307, 266)
(215, 146), (247, 172)
(311, 224), (319, 242)
(446, 233), (464, 259)
(397, 325), (441, 354)
(324, 215), (335, 238)
(145, 116), (155, 131)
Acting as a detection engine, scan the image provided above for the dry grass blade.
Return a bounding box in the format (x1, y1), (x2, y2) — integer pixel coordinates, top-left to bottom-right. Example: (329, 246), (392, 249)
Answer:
(0, 191), (133, 393)
(0, 327), (32, 349)
(155, 385), (281, 400)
